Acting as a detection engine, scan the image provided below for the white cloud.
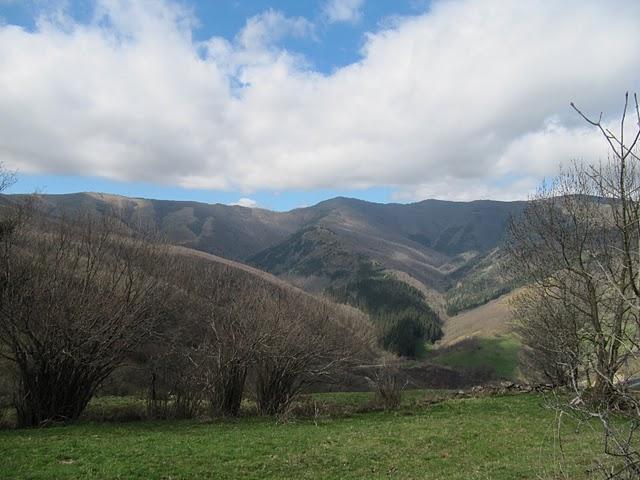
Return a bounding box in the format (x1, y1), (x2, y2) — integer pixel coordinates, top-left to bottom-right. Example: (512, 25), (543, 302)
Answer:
(0, 0), (639, 201)
(392, 176), (541, 203)
(233, 197), (258, 208)
(236, 9), (315, 51)
(323, 0), (364, 24)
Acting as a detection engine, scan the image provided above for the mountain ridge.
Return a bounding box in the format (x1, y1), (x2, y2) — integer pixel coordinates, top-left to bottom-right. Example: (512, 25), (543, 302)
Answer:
(4, 191), (525, 314)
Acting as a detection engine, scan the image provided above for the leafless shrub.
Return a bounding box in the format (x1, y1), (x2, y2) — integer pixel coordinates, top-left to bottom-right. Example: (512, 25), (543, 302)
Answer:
(156, 258), (267, 418)
(367, 362), (406, 410)
(253, 292), (375, 416)
(506, 171), (627, 402)
(143, 256), (376, 418)
(137, 252), (375, 419)
(0, 209), (169, 427)
(145, 345), (204, 420)
(510, 288), (581, 387)
(192, 271), (264, 417)
(0, 164), (15, 194)
(0, 398), (8, 428)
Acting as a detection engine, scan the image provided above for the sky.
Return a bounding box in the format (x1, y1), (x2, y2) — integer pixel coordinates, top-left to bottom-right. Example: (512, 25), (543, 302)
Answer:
(0, 0), (638, 211)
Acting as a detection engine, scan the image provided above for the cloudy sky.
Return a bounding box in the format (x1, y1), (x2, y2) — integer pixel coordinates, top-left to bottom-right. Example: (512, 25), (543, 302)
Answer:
(1, 0), (638, 210)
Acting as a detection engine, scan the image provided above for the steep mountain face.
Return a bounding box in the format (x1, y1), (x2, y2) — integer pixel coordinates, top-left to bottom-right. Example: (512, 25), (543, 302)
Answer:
(251, 197), (526, 297)
(7, 192), (526, 311)
(249, 225), (368, 280)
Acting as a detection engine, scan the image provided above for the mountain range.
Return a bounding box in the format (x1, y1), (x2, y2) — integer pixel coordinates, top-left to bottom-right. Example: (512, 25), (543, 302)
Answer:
(18, 192), (525, 320)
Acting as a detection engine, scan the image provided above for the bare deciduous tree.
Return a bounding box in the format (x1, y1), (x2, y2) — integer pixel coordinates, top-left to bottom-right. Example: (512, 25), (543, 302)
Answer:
(0, 210), (168, 427)
(144, 253), (375, 419)
(507, 93), (640, 478)
(0, 164), (18, 242)
(144, 309), (205, 420)
(178, 260), (265, 417)
(0, 164), (15, 194)
(507, 168), (632, 402)
(0, 164), (16, 420)
(510, 287), (581, 386)
(254, 292), (373, 416)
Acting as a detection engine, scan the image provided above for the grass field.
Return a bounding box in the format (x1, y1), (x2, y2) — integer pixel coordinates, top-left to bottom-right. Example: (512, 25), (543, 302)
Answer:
(0, 392), (606, 479)
(428, 335), (521, 379)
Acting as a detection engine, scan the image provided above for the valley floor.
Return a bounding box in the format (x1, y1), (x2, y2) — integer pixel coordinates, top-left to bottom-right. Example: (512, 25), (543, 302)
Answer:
(0, 392), (605, 479)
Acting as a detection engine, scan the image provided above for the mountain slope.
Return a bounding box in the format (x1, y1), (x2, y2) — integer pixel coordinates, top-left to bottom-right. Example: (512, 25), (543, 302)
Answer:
(7, 192), (525, 315)
(24, 192), (309, 260)
(250, 197), (525, 296)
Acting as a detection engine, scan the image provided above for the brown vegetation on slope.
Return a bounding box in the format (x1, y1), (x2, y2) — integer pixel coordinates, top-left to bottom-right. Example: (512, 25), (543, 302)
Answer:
(441, 291), (516, 346)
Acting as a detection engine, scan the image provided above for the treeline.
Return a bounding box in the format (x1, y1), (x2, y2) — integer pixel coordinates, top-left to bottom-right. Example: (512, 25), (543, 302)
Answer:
(328, 263), (442, 358)
(0, 196), (375, 427)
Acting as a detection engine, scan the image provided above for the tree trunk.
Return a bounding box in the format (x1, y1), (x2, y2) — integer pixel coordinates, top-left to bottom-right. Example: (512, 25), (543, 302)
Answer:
(209, 365), (247, 417)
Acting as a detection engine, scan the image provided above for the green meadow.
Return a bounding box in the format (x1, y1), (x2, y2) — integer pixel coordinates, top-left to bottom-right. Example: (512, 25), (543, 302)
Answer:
(0, 392), (604, 479)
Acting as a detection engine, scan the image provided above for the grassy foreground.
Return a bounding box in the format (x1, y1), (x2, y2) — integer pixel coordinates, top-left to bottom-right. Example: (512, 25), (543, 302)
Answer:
(0, 392), (603, 479)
